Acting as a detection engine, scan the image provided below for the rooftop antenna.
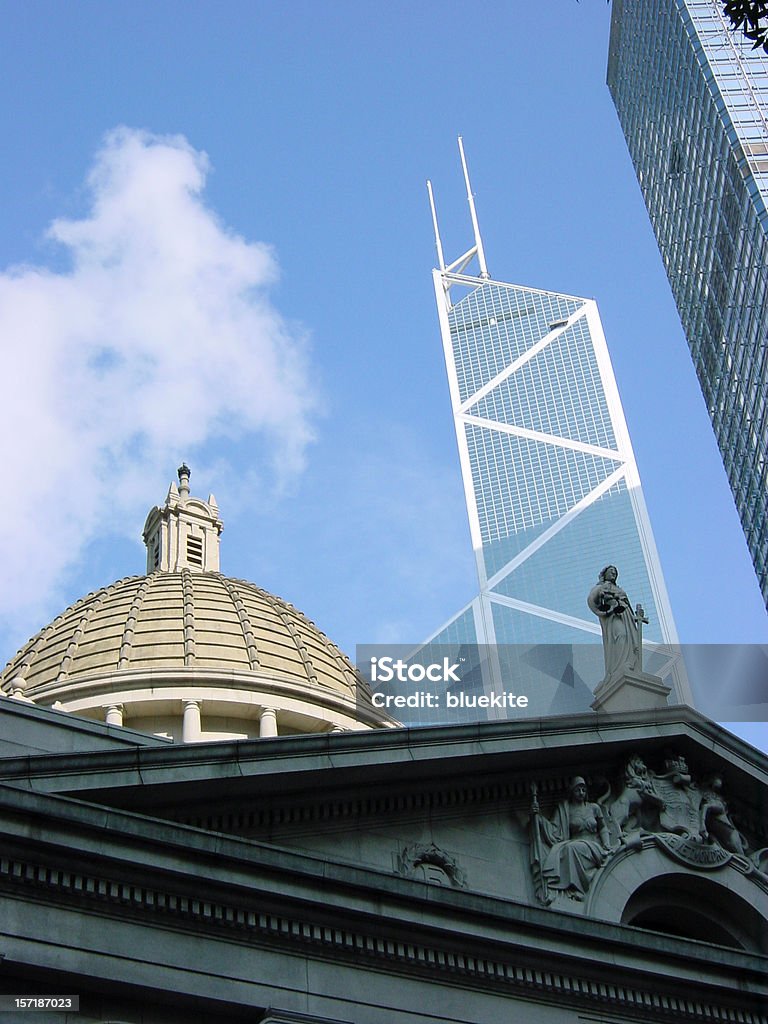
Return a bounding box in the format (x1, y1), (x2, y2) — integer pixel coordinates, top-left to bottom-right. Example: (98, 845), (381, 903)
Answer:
(458, 135), (490, 279)
(426, 179), (446, 271)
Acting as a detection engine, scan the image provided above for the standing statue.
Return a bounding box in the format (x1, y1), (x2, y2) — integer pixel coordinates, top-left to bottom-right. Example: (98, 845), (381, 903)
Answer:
(530, 777), (612, 903)
(588, 565), (647, 683)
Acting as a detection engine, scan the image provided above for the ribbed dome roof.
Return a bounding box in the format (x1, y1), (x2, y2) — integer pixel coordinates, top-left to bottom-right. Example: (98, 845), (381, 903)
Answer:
(0, 468), (390, 740)
(1, 571), (363, 700)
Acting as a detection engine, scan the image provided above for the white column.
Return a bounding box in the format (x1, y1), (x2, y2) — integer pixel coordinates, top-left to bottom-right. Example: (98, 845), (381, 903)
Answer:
(182, 699), (202, 742)
(259, 707), (278, 738)
(105, 704), (124, 727)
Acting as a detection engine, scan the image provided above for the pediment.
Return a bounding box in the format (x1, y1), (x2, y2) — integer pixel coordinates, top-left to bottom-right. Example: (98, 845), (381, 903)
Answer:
(1, 705), (766, 948)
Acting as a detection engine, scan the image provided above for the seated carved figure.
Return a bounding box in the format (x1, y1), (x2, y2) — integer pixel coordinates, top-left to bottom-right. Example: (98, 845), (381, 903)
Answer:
(531, 777), (612, 902)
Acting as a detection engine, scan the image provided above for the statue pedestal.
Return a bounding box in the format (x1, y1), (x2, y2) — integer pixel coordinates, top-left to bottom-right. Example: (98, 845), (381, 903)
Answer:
(591, 669), (671, 714)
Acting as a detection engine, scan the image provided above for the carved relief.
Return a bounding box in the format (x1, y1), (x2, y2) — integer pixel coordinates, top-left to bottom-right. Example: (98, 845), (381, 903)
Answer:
(698, 774), (746, 855)
(653, 755), (700, 835)
(598, 754), (665, 842)
(529, 778), (612, 904)
(654, 833), (733, 869)
(599, 753), (746, 844)
(530, 756), (761, 906)
(395, 842), (467, 888)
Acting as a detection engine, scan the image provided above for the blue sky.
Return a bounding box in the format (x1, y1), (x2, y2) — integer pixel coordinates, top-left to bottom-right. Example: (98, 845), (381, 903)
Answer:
(0, 2), (765, 742)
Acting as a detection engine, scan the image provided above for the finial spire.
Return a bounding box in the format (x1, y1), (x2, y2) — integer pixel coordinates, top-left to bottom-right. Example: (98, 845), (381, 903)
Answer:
(178, 463), (191, 500)
(457, 136), (490, 279)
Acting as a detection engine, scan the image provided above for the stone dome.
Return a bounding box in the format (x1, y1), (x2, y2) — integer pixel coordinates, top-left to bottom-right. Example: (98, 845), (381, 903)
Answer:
(1, 571), (365, 696)
(0, 467), (392, 742)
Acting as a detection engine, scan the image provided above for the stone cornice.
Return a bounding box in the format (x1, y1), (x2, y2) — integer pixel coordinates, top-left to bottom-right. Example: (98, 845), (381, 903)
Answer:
(0, 710), (765, 843)
(1, 705), (765, 782)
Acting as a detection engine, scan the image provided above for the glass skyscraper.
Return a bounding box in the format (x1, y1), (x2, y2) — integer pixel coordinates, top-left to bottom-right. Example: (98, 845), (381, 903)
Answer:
(607, 0), (768, 609)
(413, 144), (690, 717)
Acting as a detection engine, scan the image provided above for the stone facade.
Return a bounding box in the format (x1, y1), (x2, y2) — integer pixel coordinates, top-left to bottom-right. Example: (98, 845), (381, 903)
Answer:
(0, 699), (765, 1023)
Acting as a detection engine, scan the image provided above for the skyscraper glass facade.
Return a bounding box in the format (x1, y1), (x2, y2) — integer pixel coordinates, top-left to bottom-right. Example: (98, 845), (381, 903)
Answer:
(421, 266), (688, 717)
(608, 0), (768, 608)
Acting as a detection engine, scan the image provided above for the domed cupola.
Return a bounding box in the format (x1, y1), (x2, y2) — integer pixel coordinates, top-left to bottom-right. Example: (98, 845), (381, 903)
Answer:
(1, 467), (393, 742)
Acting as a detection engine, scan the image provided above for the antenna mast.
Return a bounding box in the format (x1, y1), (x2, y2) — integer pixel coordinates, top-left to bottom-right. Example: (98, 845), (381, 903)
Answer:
(458, 136), (490, 279)
(426, 179), (446, 271)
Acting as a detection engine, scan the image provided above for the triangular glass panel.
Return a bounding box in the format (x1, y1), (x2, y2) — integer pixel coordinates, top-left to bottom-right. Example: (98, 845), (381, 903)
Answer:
(490, 480), (663, 639)
(466, 318), (619, 451)
(448, 282), (584, 404)
(464, 423), (623, 544)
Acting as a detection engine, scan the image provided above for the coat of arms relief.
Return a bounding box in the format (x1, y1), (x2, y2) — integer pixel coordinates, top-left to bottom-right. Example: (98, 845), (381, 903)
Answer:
(529, 754), (767, 906)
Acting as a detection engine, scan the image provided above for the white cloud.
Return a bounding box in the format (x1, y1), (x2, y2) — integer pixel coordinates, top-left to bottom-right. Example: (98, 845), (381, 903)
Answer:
(0, 127), (316, 618)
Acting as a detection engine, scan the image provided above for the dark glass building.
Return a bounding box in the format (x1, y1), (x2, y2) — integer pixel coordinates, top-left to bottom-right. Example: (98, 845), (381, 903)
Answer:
(608, 0), (768, 609)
